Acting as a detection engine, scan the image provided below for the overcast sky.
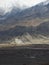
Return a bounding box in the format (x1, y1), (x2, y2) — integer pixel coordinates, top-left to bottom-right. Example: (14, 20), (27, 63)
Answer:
(0, 0), (47, 12)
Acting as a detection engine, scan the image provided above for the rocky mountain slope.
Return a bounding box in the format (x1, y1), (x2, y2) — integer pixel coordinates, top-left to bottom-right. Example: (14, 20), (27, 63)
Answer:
(0, 1), (49, 44)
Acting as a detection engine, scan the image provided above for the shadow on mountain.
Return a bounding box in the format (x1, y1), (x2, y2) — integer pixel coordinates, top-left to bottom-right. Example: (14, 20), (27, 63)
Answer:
(0, 21), (49, 41)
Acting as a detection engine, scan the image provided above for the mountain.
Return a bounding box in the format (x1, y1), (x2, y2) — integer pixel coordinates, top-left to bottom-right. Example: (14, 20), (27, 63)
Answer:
(0, 1), (49, 43)
(0, 1), (49, 24)
(16, 1), (49, 19)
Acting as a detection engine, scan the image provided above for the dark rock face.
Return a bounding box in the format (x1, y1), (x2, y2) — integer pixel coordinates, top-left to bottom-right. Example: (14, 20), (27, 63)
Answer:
(36, 22), (49, 35)
(0, 26), (35, 41)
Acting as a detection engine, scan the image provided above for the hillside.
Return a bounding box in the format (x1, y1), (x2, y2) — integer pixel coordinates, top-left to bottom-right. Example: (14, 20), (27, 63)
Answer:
(0, 1), (49, 45)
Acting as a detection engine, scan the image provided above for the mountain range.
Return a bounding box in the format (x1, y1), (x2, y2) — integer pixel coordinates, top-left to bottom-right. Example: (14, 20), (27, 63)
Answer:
(0, 0), (49, 43)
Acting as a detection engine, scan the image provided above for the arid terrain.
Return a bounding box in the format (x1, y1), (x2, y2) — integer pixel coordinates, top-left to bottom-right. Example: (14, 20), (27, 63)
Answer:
(0, 45), (49, 65)
(0, 1), (49, 65)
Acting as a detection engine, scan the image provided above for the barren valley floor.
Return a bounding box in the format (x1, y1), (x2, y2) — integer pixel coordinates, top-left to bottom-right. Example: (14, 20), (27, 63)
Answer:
(0, 46), (49, 65)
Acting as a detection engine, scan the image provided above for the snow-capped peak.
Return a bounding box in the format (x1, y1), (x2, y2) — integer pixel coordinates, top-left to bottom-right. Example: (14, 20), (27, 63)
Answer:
(0, 0), (47, 14)
(43, 0), (49, 5)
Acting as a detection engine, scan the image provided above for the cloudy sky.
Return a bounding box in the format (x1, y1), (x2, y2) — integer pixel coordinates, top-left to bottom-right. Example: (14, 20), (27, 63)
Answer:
(0, 0), (47, 12)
